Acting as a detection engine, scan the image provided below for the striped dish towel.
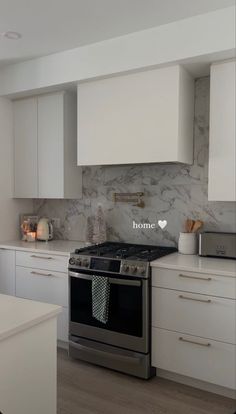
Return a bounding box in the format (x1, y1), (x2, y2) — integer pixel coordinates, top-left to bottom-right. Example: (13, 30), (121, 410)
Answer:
(92, 275), (110, 324)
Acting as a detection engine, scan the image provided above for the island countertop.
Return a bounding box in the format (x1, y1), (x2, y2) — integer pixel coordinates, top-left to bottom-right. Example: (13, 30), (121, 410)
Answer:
(0, 294), (61, 341)
(151, 252), (236, 278)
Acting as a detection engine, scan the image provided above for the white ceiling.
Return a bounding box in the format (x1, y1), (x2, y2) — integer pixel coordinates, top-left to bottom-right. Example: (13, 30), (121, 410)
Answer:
(0, 0), (234, 68)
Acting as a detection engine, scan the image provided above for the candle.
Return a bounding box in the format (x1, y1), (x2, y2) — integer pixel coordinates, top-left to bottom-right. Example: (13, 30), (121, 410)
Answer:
(26, 232), (36, 242)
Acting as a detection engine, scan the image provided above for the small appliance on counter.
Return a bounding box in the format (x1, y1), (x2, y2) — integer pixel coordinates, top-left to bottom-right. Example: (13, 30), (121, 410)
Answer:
(20, 214), (39, 241)
(199, 232), (236, 259)
(36, 218), (53, 241)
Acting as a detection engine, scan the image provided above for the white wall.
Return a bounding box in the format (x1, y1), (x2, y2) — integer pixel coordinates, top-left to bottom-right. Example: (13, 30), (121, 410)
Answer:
(0, 6), (235, 96)
(0, 97), (33, 241)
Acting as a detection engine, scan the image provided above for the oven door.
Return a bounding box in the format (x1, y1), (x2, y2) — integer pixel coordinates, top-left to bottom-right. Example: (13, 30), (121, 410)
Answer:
(69, 270), (149, 353)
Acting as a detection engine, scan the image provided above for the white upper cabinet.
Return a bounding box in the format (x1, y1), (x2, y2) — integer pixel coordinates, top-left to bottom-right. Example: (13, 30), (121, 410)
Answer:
(13, 91), (82, 199)
(208, 60), (236, 201)
(77, 65), (194, 166)
(37, 93), (64, 198)
(14, 97), (38, 198)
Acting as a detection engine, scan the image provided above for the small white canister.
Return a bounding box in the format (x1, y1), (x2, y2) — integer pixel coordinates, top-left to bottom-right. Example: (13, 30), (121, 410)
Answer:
(178, 232), (198, 255)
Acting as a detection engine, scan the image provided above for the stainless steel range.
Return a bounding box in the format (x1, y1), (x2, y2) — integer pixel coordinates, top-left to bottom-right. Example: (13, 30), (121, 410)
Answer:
(68, 242), (176, 379)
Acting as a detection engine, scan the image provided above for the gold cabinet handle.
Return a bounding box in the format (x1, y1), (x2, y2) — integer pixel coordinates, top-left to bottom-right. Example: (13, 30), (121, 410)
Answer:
(31, 271), (53, 277)
(179, 273), (212, 281)
(30, 255), (53, 260)
(179, 294), (212, 304)
(179, 337), (211, 347)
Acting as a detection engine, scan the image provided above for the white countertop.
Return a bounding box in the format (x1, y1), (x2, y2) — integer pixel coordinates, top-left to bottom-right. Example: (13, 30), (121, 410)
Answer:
(0, 240), (85, 256)
(151, 252), (236, 278)
(0, 294), (61, 341)
(1, 241), (235, 277)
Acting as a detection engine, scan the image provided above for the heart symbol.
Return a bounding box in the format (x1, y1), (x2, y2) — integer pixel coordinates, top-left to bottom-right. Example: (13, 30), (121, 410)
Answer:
(158, 220), (167, 230)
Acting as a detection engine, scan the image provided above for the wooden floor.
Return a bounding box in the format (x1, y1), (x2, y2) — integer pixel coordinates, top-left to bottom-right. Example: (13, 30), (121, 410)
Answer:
(57, 348), (236, 414)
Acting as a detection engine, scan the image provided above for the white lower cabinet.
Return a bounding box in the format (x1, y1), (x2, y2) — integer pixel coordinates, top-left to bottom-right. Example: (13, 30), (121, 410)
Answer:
(152, 287), (236, 343)
(152, 267), (236, 391)
(57, 307), (69, 343)
(15, 251), (69, 344)
(152, 267), (236, 299)
(152, 327), (236, 389)
(16, 266), (68, 307)
(16, 250), (68, 273)
(0, 249), (15, 296)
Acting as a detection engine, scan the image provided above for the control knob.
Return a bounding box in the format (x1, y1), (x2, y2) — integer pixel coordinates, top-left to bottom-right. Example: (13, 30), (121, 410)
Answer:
(130, 265), (137, 274)
(82, 258), (89, 268)
(122, 264), (129, 273)
(138, 266), (146, 275)
(69, 257), (76, 266)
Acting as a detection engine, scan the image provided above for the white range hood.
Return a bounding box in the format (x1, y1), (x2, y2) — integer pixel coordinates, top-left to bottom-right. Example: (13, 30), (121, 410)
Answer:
(77, 65), (194, 166)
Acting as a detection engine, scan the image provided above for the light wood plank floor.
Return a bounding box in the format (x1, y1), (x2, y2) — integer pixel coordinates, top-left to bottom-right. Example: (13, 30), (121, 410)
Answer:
(58, 348), (236, 414)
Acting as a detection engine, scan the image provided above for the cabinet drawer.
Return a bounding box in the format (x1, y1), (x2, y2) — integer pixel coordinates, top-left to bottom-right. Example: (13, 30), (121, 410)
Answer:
(152, 327), (236, 389)
(152, 268), (236, 299)
(16, 266), (68, 307)
(16, 250), (68, 273)
(152, 287), (236, 344)
(57, 307), (68, 343)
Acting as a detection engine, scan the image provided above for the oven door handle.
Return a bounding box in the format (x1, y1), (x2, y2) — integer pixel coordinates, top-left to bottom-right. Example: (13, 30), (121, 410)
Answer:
(68, 271), (141, 287)
(109, 278), (141, 287)
(69, 271), (92, 280)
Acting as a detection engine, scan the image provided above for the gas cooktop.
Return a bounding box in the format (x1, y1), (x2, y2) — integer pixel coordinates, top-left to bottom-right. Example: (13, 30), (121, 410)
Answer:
(69, 242), (177, 279)
(74, 241), (176, 261)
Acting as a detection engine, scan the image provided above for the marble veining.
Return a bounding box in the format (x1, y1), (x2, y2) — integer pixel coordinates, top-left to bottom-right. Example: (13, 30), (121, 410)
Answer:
(33, 77), (236, 246)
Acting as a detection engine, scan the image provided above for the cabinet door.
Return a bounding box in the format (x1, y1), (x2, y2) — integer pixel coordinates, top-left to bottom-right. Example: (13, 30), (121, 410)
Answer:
(38, 93), (64, 198)
(152, 287), (236, 344)
(13, 98), (38, 197)
(152, 327), (236, 389)
(208, 61), (236, 201)
(0, 249), (15, 295)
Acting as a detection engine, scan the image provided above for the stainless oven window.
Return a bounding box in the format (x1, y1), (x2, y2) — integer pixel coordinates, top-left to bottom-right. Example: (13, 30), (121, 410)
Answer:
(69, 272), (143, 337)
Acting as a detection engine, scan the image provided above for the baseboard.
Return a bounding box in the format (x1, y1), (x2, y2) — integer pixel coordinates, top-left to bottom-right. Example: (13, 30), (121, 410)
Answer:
(156, 368), (236, 399)
(57, 340), (68, 350)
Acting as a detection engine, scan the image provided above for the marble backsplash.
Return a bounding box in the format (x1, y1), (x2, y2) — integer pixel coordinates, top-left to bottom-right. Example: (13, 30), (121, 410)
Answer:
(33, 77), (236, 246)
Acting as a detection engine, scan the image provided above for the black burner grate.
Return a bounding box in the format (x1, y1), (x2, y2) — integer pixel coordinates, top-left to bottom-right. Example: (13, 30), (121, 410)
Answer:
(75, 242), (176, 261)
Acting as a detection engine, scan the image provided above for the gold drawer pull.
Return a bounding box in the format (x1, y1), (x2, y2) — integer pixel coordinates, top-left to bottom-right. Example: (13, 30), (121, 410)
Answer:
(179, 273), (212, 281)
(31, 271), (53, 277)
(179, 337), (211, 347)
(179, 294), (212, 304)
(30, 255), (53, 260)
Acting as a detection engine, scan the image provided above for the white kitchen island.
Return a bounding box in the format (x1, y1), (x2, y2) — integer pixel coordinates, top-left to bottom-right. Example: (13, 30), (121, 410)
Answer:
(0, 294), (61, 414)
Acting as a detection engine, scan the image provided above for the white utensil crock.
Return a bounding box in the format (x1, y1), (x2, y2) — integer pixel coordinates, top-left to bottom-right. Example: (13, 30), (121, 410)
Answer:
(178, 232), (198, 255)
